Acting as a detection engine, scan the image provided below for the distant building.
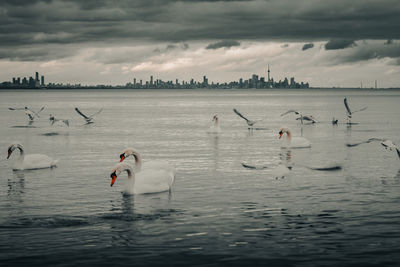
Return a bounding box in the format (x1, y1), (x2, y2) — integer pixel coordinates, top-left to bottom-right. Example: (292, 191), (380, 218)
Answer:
(41, 75), (45, 86)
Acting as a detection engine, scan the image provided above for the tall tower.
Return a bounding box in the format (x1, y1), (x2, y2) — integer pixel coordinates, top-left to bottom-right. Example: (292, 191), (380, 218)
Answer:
(35, 72), (39, 82)
(267, 64), (270, 82)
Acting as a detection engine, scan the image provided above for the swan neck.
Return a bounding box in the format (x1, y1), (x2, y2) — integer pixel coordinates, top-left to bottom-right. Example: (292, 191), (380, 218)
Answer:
(132, 152), (142, 171)
(286, 130), (292, 141)
(214, 117), (219, 127)
(16, 145), (25, 162)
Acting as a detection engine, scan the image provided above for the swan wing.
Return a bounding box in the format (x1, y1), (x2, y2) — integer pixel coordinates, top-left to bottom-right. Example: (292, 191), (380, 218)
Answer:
(20, 154), (57, 170)
(133, 168), (174, 194)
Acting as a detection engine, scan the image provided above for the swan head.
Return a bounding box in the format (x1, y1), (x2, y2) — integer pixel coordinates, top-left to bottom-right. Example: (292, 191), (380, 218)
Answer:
(119, 147), (138, 162)
(7, 143), (21, 159)
(110, 162), (133, 187)
(279, 128), (289, 139)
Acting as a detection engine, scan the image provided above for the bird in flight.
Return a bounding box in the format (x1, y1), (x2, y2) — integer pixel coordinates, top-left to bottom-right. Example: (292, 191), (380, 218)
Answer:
(75, 107), (103, 124)
(233, 108), (266, 127)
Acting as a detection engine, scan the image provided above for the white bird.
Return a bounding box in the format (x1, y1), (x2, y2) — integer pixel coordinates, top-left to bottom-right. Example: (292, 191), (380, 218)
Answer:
(233, 108), (266, 127)
(344, 97), (367, 123)
(119, 147), (176, 174)
(346, 138), (400, 159)
(7, 143), (58, 170)
(49, 114), (69, 127)
(75, 107), (102, 123)
(281, 110), (317, 124)
(207, 114), (221, 133)
(279, 127), (311, 148)
(9, 106), (45, 121)
(110, 162), (175, 194)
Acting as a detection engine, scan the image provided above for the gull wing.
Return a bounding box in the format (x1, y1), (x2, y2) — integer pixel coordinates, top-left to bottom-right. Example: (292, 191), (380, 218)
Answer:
(31, 106), (45, 118)
(281, 110), (300, 117)
(75, 107), (90, 120)
(241, 162), (268, 170)
(233, 108), (250, 122)
(346, 138), (385, 147)
(9, 107), (25, 111)
(352, 107), (367, 114)
(89, 108), (103, 118)
(344, 97), (352, 117)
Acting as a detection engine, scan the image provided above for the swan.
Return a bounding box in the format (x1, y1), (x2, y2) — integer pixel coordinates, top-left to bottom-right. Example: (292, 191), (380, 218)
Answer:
(119, 147), (176, 175)
(279, 127), (311, 148)
(110, 162), (175, 194)
(207, 114), (221, 133)
(7, 143), (58, 170)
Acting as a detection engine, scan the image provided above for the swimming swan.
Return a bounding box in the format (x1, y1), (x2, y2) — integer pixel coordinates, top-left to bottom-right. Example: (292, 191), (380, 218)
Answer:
(110, 162), (175, 194)
(7, 143), (58, 170)
(279, 127), (311, 148)
(207, 114), (221, 133)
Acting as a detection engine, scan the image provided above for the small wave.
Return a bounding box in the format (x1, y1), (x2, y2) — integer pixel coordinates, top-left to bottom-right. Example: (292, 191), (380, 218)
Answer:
(0, 216), (89, 229)
(11, 125), (36, 128)
(243, 227), (271, 232)
(186, 232), (208, 237)
(41, 132), (60, 136)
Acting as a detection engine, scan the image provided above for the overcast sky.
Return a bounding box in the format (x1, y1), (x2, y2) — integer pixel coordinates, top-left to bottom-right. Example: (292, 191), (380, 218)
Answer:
(1, 0), (399, 87)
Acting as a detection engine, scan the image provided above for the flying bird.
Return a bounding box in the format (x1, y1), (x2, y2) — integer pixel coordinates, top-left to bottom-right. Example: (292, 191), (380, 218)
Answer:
(344, 97), (367, 121)
(75, 107), (102, 123)
(346, 138), (400, 159)
(233, 108), (266, 127)
(49, 114), (69, 127)
(9, 106), (45, 121)
(281, 109), (317, 124)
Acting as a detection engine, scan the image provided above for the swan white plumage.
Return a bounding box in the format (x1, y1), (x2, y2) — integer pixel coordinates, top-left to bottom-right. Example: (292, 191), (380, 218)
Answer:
(119, 147), (176, 175)
(279, 127), (311, 148)
(110, 162), (175, 194)
(7, 143), (58, 170)
(207, 114), (221, 133)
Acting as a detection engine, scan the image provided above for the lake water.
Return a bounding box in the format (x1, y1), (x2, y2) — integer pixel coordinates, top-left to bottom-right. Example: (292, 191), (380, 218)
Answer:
(0, 89), (399, 266)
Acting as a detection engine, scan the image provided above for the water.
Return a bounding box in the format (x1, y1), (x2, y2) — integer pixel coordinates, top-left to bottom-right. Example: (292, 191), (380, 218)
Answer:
(0, 89), (399, 266)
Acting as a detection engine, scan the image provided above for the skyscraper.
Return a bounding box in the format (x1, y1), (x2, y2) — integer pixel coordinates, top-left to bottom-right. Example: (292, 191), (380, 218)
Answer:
(35, 72), (39, 82)
(267, 64), (270, 82)
(41, 75), (45, 86)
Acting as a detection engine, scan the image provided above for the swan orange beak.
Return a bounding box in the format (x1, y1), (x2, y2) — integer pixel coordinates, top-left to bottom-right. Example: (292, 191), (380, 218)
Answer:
(119, 153), (125, 162)
(279, 132), (283, 139)
(110, 172), (117, 187)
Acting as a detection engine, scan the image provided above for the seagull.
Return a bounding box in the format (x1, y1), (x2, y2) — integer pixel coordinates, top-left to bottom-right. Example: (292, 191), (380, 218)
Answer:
(281, 110), (317, 124)
(49, 114), (69, 127)
(233, 108), (266, 127)
(75, 107), (102, 124)
(344, 97), (367, 123)
(9, 106), (45, 121)
(346, 138), (400, 159)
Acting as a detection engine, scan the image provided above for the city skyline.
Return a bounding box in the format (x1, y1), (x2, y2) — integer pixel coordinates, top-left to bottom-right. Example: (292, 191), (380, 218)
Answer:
(0, 1), (399, 88)
(1, 67), (311, 89)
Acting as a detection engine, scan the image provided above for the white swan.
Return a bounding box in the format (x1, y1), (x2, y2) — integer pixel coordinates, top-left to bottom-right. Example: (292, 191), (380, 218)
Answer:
(119, 147), (176, 175)
(7, 143), (58, 170)
(207, 114), (221, 133)
(110, 162), (175, 194)
(279, 127), (311, 148)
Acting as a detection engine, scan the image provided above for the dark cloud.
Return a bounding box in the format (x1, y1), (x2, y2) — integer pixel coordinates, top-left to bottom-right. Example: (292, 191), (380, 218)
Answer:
(302, 43), (314, 51)
(206, 40), (240, 50)
(328, 41), (400, 64)
(325, 39), (356, 50)
(0, 0), (399, 61)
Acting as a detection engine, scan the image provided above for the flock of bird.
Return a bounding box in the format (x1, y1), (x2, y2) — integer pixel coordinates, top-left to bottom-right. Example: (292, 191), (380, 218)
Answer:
(8, 106), (103, 126)
(6, 97), (399, 194)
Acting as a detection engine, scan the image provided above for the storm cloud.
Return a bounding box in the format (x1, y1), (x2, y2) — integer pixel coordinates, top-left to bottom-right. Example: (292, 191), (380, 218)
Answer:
(302, 43), (314, 51)
(325, 39), (357, 50)
(206, 41), (240, 50)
